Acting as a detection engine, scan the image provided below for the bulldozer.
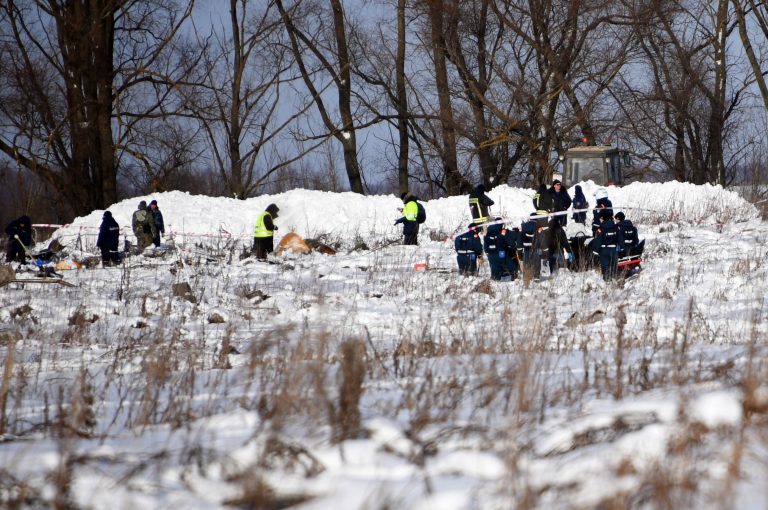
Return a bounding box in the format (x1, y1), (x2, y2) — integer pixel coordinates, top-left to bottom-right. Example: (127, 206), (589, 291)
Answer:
(556, 145), (633, 187)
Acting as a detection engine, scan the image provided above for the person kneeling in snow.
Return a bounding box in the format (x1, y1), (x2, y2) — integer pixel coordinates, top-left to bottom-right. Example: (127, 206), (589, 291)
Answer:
(253, 203), (279, 260)
(454, 223), (483, 275)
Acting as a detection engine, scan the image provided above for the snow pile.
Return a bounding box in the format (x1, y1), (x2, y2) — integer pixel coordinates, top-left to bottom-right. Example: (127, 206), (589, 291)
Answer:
(48, 181), (758, 249)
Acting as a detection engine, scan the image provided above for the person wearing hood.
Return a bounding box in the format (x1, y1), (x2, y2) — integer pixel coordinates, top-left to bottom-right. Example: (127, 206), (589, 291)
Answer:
(549, 179), (572, 226)
(253, 203), (280, 260)
(394, 192), (421, 245)
(5, 214), (33, 263)
(614, 212), (639, 256)
(468, 184), (494, 225)
(132, 200), (157, 253)
(149, 200), (165, 247)
(454, 223), (483, 275)
(97, 211), (121, 266)
(571, 185), (589, 224)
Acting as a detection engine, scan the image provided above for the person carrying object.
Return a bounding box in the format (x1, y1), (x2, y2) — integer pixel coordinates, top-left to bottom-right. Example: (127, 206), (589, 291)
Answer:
(253, 203), (280, 260)
(5, 214), (33, 263)
(454, 223), (483, 276)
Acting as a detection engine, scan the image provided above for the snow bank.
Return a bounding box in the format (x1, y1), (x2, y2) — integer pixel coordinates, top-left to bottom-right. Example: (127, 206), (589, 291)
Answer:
(48, 181), (759, 247)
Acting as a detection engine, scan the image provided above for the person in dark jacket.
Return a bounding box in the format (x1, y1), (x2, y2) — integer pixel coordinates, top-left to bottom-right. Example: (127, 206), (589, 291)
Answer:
(591, 188), (613, 236)
(549, 220), (573, 271)
(614, 212), (640, 256)
(253, 203), (279, 259)
(132, 201), (157, 253)
(97, 211), (121, 266)
(519, 213), (537, 278)
(532, 183), (554, 214)
(454, 223), (483, 275)
(549, 180), (572, 226)
(394, 192), (420, 245)
(595, 210), (624, 281)
(149, 200), (165, 247)
(571, 185), (589, 224)
(468, 184), (494, 225)
(503, 224), (523, 280)
(483, 220), (518, 281)
(5, 215), (33, 263)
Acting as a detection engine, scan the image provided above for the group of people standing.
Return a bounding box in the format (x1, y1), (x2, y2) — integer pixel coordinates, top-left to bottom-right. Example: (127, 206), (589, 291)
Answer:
(453, 182), (640, 282)
(96, 199), (165, 265)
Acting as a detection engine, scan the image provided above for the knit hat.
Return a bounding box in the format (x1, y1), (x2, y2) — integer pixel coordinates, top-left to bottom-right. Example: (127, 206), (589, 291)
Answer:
(150, 200), (158, 206)
(594, 188), (608, 200)
(103, 211), (112, 218)
(139, 200), (147, 209)
(553, 179), (562, 185)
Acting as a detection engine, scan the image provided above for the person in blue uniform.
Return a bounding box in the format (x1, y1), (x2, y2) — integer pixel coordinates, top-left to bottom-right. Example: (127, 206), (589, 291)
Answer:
(595, 210), (624, 281)
(454, 223), (483, 275)
(614, 212), (639, 256)
(483, 219), (519, 281)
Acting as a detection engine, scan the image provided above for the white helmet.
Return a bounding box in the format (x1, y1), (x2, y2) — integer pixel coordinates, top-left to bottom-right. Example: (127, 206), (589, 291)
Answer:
(594, 188), (608, 200)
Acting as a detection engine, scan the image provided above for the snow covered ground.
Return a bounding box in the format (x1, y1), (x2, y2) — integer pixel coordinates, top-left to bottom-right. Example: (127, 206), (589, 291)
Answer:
(1, 181), (767, 509)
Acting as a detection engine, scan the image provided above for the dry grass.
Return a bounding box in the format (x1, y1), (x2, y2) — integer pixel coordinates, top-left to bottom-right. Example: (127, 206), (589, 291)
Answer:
(0, 227), (765, 508)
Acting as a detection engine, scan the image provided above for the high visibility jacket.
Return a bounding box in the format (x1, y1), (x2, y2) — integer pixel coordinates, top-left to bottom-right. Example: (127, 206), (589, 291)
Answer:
(403, 200), (419, 221)
(254, 211), (274, 238)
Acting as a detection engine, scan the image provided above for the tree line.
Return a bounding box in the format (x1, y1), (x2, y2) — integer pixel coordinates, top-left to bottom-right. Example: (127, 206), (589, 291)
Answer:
(0, 0), (766, 222)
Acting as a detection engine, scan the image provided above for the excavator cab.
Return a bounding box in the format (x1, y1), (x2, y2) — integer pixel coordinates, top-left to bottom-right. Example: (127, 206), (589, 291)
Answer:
(559, 146), (632, 187)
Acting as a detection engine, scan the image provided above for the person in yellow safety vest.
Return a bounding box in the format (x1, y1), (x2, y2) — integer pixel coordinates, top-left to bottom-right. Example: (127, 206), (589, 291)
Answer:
(394, 192), (421, 245)
(253, 203), (279, 260)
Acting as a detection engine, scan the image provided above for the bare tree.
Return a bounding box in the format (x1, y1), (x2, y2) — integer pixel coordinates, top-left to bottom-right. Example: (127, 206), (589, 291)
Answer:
(185, 0), (321, 199)
(0, 0), (195, 218)
(617, 0), (747, 185)
(733, 0), (768, 111)
(276, 0), (366, 193)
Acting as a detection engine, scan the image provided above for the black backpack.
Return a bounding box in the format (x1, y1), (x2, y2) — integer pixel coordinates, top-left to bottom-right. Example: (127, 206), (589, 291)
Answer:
(416, 202), (426, 224)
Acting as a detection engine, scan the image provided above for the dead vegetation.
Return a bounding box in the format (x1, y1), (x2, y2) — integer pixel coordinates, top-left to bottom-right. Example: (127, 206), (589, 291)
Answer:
(0, 229), (766, 508)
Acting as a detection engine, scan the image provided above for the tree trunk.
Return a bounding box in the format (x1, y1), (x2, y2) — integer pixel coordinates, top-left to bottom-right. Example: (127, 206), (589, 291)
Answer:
(55, 0), (117, 214)
(427, 0), (467, 195)
(396, 0), (410, 195)
(330, 0), (364, 193)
